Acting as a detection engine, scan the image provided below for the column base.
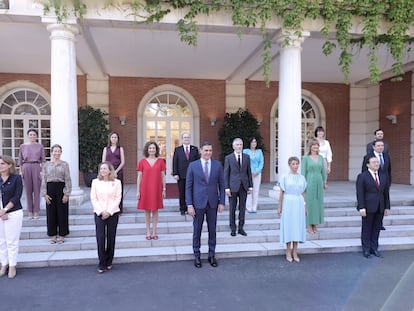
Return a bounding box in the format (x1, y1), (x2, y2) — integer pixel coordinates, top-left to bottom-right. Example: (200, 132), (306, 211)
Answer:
(69, 187), (85, 207)
(269, 185), (281, 200)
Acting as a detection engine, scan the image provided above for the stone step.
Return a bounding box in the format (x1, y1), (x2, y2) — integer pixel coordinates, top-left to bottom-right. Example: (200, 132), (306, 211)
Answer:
(18, 224), (414, 254)
(17, 189), (414, 268)
(17, 235), (414, 268)
(20, 212), (414, 240)
(21, 206), (414, 228)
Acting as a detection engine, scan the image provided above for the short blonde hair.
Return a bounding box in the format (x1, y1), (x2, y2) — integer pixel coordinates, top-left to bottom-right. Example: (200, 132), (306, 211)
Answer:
(97, 161), (116, 181)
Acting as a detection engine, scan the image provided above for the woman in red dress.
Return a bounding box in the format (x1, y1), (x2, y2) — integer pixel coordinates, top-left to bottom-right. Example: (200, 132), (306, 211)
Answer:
(137, 141), (166, 240)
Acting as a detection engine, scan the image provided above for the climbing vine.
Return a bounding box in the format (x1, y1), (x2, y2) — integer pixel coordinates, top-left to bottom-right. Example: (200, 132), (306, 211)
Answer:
(36, 0), (414, 84)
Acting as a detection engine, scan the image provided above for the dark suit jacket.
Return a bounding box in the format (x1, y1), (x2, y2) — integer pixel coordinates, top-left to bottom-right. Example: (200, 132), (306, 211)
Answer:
(224, 153), (253, 192)
(356, 170), (390, 213)
(361, 152), (392, 184)
(0, 174), (23, 213)
(185, 159), (225, 209)
(366, 141), (389, 155)
(172, 145), (199, 179)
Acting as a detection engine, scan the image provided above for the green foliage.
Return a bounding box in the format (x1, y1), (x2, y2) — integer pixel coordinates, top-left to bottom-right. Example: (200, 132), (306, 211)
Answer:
(218, 108), (264, 164)
(78, 106), (109, 173)
(38, 0), (87, 22)
(37, 0), (414, 84)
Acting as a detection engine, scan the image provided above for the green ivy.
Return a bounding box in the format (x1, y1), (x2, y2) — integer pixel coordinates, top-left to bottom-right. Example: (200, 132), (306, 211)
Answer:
(37, 0), (414, 84)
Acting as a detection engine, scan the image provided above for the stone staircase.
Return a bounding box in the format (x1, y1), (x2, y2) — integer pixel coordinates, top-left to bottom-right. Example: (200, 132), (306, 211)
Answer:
(17, 194), (414, 268)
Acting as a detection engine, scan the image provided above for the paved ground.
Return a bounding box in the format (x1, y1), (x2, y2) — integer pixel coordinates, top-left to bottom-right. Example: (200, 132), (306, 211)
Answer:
(2, 249), (414, 311)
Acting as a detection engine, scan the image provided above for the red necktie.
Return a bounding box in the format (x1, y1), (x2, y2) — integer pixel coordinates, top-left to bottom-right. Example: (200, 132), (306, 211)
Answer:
(374, 172), (379, 188)
(185, 146), (189, 160)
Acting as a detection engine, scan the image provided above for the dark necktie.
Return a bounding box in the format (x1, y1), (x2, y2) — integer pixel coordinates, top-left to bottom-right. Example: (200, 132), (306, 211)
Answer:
(374, 172), (379, 188)
(238, 154), (241, 168)
(204, 161), (209, 183)
(185, 146), (189, 160)
(379, 154), (384, 169)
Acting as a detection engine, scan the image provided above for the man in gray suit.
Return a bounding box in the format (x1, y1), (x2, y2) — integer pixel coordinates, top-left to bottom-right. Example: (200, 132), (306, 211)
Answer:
(224, 138), (253, 236)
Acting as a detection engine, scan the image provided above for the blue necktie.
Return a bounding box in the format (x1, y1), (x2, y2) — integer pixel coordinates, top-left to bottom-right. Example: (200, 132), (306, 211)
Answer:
(379, 154), (384, 169)
(204, 161), (209, 183)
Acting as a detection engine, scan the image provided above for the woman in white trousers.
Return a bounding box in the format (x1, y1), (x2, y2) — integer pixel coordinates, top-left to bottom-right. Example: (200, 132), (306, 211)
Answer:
(0, 155), (24, 279)
(243, 137), (264, 213)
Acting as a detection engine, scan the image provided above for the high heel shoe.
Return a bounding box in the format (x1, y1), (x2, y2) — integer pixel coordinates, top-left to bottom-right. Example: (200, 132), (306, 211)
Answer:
(0, 264), (8, 277)
(285, 250), (293, 263)
(293, 252), (300, 263)
(8, 266), (16, 279)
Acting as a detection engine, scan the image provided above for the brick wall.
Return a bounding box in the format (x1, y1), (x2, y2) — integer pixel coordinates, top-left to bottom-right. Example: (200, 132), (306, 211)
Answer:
(380, 72), (412, 184)
(2, 73), (411, 185)
(246, 80), (349, 181)
(109, 77), (226, 183)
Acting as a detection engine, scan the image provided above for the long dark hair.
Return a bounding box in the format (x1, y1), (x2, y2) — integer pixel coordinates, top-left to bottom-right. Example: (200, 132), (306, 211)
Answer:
(107, 132), (120, 147)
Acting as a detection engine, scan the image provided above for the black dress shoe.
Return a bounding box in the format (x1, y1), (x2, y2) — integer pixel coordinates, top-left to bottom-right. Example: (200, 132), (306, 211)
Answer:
(194, 257), (202, 268)
(381, 226), (386, 230)
(363, 250), (371, 258)
(370, 249), (383, 258)
(230, 230), (236, 236)
(238, 229), (247, 236)
(208, 256), (218, 267)
(180, 211), (186, 216)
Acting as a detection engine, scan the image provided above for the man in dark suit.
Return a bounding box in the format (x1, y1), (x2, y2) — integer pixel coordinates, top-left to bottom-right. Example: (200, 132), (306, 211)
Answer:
(356, 156), (390, 258)
(173, 132), (199, 215)
(224, 138), (253, 237)
(366, 129), (390, 155)
(362, 140), (391, 184)
(362, 140), (391, 230)
(186, 141), (225, 268)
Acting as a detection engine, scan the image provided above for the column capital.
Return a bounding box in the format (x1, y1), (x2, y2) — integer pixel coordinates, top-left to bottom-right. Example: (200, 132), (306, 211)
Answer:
(275, 29), (310, 48)
(46, 23), (79, 37)
(43, 16), (79, 39)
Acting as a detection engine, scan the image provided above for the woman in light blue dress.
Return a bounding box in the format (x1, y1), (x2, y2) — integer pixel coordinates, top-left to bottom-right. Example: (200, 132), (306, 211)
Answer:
(277, 157), (307, 263)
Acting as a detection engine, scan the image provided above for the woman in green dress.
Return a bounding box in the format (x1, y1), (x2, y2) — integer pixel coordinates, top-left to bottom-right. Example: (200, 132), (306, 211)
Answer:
(301, 139), (327, 234)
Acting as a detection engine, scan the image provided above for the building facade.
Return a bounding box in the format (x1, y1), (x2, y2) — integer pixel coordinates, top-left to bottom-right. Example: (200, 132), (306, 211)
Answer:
(1, 1), (413, 202)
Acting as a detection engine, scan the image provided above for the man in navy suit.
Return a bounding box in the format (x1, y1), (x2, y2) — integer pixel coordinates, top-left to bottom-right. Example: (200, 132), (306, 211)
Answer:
(173, 132), (199, 215)
(356, 156), (390, 258)
(224, 138), (253, 237)
(186, 141), (225, 268)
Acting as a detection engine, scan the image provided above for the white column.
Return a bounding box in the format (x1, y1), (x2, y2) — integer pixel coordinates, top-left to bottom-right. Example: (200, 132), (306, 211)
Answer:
(410, 72), (414, 184)
(45, 20), (84, 205)
(276, 31), (308, 178)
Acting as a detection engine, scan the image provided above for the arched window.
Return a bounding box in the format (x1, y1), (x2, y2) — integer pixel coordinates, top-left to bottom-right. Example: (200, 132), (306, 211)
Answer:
(139, 86), (199, 183)
(270, 92), (324, 181)
(0, 88), (51, 163)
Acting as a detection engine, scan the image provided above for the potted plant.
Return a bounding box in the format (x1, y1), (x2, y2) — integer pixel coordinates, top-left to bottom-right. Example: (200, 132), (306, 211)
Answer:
(78, 106), (109, 186)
